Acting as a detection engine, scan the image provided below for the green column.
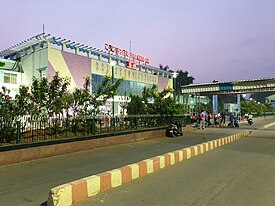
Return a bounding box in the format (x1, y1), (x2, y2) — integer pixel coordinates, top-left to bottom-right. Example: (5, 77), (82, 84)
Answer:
(16, 120), (21, 144)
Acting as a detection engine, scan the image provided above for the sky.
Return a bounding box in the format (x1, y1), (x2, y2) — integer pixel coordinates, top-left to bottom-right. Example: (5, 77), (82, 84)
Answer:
(1, 0), (275, 83)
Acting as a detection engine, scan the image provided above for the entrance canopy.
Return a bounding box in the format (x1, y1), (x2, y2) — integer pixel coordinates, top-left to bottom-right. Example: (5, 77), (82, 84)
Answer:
(181, 77), (275, 96)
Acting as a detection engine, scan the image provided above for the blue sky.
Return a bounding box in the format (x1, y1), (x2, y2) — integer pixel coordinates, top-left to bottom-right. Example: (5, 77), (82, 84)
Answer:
(1, 0), (275, 83)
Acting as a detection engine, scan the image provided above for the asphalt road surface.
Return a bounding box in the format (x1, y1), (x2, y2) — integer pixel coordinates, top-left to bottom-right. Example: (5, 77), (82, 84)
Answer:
(77, 123), (275, 206)
(0, 117), (274, 206)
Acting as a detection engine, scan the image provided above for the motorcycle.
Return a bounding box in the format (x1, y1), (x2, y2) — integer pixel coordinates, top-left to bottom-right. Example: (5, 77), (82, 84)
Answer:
(248, 118), (253, 125)
(166, 123), (183, 138)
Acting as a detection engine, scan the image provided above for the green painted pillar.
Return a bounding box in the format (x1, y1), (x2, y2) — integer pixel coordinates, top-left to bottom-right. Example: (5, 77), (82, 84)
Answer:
(16, 120), (21, 144)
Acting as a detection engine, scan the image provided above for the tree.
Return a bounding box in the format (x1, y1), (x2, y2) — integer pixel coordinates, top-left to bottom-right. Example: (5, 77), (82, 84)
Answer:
(175, 70), (194, 96)
(0, 62), (5, 68)
(0, 72), (123, 141)
(241, 101), (268, 116)
(70, 77), (91, 118)
(88, 76), (123, 116)
(127, 95), (146, 115)
(31, 73), (70, 118)
(127, 84), (179, 116)
(159, 64), (169, 71)
(119, 92), (129, 116)
(30, 73), (123, 118)
(69, 75), (123, 117)
(0, 86), (17, 142)
(15, 85), (34, 116)
(250, 92), (275, 103)
(31, 76), (49, 113)
(141, 85), (158, 114)
(152, 87), (178, 115)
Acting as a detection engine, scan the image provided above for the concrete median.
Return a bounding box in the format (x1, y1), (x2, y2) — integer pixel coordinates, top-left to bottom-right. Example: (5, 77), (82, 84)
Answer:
(47, 130), (251, 206)
(256, 122), (275, 130)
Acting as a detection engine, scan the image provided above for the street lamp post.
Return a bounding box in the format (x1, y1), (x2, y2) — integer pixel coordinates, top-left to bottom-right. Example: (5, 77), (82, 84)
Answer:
(110, 61), (116, 128)
(172, 72), (178, 99)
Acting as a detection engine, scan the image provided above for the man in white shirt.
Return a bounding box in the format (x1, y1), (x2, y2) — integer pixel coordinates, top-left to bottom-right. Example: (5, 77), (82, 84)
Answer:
(200, 111), (206, 129)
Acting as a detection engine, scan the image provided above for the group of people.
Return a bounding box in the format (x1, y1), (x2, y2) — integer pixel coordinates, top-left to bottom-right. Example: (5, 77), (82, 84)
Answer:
(191, 111), (211, 129)
(212, 111), (239, 127)
(191, 111), (253, 129)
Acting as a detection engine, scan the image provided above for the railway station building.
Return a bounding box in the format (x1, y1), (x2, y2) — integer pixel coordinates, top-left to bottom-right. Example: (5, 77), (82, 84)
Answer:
(0, 34), (174, 115)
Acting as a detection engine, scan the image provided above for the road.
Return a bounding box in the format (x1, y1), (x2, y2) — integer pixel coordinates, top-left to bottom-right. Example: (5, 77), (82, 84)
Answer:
(0, 117), (274, 205)
(77, 122), (275, 206)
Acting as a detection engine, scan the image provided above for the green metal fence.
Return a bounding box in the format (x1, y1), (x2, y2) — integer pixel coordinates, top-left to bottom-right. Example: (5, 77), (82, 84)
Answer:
(0, 114), (191, 147)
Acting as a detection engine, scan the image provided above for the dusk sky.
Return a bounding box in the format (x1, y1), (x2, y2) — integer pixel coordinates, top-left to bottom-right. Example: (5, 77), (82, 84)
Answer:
(1, 0), (275, 83)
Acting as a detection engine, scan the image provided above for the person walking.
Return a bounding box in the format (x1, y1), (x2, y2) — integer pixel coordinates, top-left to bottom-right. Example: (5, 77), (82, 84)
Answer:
(229, 113), (235, 127)
(221, 111), (226, 125)
(199, 111), (206, 129)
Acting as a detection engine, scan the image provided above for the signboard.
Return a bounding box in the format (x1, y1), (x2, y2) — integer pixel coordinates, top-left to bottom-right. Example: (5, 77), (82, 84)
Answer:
(105, 43), (150, 64)
(237, 94), (241, 114)
(213, 95), (218, 114)
(91, 59), (157, 84)
(219, 83), (233, 91)
(127, 61), (137, 69)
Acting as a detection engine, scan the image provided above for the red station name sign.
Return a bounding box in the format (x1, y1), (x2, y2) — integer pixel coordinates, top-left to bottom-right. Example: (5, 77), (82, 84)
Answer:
(105, 43), (150, 69)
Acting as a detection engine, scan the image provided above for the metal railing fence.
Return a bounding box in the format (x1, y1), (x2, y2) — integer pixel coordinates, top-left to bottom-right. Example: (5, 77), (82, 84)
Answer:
(0, 114), (191, 147)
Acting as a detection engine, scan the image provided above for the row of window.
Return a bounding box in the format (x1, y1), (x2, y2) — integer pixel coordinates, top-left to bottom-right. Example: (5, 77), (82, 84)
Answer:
(3, 73), (17, 84)
(92, 74), (153, 96)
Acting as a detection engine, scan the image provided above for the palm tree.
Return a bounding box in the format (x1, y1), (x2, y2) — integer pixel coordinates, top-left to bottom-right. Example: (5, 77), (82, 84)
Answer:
(175, 70), (195, 96)
(159, 64), (169, 71)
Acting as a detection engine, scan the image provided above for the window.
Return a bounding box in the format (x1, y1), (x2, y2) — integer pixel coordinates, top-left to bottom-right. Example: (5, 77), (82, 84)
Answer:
(4, 73), (17, 84)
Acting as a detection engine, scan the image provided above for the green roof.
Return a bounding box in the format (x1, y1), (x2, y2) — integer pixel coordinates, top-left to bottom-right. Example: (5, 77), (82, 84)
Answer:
(0, 58), (23, 72)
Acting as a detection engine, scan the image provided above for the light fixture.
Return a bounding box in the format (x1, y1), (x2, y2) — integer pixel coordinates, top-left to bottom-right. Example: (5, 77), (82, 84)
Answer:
(110, 61), (116, 66)
(172, 72), (178, 78)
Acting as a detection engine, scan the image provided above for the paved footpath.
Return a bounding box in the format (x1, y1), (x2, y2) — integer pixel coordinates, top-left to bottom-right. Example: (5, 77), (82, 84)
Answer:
(0, 117), (274, 205)
(77, 122), (275, 206)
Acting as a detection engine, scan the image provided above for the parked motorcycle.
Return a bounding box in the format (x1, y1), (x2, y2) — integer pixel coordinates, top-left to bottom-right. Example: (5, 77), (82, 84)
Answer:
(166, 123), (183, 137)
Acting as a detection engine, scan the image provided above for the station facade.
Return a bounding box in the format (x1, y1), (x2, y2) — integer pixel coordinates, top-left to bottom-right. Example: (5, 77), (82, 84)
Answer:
(0, 34), (174, 115)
